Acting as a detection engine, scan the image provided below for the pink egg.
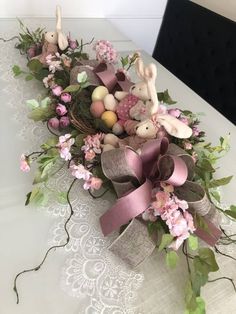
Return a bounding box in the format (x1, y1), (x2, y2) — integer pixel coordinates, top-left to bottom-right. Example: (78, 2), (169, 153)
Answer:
(90, 101), (105, 118)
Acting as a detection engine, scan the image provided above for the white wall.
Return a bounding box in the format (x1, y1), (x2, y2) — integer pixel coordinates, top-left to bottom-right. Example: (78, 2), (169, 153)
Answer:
(2, 0), (235, 55)
(0, 0), (167, 54)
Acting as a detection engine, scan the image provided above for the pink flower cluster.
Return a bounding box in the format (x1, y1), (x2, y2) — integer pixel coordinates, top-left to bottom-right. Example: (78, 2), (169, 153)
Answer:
(81, 133), (104, 161)
(70, 163), (102, 191)
(46, 53), (63, 73)
(94, 40), (117, 63)
(142, 183), (195, 250)
(57, 134), (75, 161)
(48, 86), (72, 129)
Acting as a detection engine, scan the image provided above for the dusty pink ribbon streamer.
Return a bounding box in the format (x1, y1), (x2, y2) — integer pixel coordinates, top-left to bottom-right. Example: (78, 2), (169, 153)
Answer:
(94, 62), (133, 92)
(100, 138), (189, 236)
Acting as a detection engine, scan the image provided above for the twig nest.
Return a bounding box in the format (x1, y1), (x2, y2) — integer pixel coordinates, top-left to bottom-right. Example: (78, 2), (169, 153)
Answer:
(92, 86), (109, 101)
(104, 94), (118, 111)
(101, 111), (118, 128)
(90, 100), (105, 118)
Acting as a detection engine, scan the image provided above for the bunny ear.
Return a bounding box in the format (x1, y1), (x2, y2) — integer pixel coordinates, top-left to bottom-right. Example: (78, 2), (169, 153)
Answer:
(157, 114), (193, 138)
(56, 5), (62, 31)
(58, 31), (69, 50)
(144, 63), (157, 83)
(135, 58), (145, 79)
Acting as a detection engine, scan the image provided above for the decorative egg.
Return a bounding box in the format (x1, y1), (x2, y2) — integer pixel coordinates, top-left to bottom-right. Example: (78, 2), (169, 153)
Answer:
(101, 111), (118, 128)
(90, 100), (105, 118)
(91, 86), (109, 101)
(103, 94), (118, 111)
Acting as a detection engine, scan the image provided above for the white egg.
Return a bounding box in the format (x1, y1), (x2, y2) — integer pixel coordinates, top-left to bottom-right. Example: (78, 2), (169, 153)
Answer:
(104, 94), (118, 111)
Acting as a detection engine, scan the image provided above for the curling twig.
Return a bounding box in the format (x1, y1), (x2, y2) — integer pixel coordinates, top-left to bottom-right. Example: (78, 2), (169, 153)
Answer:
(13, 178), (77, 304)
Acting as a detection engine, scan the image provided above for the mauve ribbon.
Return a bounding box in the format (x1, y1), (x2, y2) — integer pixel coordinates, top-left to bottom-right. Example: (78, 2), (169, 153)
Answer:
(94, 62), (133, 92)
(100, 138), (189, 236)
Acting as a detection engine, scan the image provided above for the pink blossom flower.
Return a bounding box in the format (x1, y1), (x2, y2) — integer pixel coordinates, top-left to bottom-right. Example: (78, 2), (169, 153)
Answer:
(20, 154), (30, 172)
(67, 34), (78, 50)
(82, 133), (104, 156)
(56, 103), (67, 116)
(192, 126), (200, 137)
(183, 141), (192, 150)
(46, 54), (63, 73)
(183, 211), (196, 233)
(93, 40), (117, 63)
(43, 74), (55, 88)
(83, 177), (103, 191)
(85, 150), (96, 161)
(60, 93), (71, 103)
(57, 134), (75, 161)
(48, 117), (59, 129)
(168, 108), (181, 118)
(70, 163), (91, 181)
(52, 85), (63, 96)
(59, 116), (70, 128)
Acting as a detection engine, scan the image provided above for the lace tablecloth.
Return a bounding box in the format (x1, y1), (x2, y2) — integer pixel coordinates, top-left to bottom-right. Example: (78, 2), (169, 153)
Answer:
(1, 18), (236, 314)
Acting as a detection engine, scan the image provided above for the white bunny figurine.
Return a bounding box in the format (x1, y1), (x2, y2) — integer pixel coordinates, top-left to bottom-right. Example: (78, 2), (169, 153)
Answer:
(35, 6), (68, 65)
(103, 58), (159, 135)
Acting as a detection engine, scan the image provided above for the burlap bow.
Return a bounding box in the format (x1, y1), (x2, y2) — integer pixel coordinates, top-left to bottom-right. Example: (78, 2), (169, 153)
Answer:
(100, 138), (222, 267)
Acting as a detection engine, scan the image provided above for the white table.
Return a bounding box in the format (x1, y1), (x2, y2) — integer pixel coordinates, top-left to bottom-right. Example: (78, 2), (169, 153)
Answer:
(0, 18), (236, 314)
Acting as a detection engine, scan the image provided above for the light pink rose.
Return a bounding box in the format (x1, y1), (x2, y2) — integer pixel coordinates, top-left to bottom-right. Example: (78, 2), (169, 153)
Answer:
(184, 141), (192, 150)
(56, 104), (67, 116)
(52, 85), (63, 96)
(89, 177), (103, 190)
(48, 117), (59, 129)
(61, 93), (72, 103)
(20, 154), (30, 172)
(192, 126), (200, 136)
(59, 116), (70, 128)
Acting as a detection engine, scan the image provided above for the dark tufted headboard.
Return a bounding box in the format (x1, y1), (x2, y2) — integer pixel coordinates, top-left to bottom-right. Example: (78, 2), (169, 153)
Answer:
(153, 0), (236, 124)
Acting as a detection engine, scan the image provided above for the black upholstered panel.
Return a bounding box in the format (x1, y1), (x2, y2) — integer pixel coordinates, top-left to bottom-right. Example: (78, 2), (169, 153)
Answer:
(153, 0), (236, 124)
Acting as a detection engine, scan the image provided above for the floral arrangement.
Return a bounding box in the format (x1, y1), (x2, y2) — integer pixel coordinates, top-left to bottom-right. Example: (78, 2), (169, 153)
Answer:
(10, 6), (236, 314)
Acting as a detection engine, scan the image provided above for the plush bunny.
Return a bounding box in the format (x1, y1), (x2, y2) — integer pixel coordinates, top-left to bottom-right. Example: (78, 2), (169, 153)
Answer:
(35, 6), (68, 65)
(103, 58), (159, 135)
(102, 113), (192, 151)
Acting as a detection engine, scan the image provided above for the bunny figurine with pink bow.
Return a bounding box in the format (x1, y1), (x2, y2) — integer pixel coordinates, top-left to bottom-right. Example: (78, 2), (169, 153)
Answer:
(102, 58), (159, 135)
(34, 6), (68, 65)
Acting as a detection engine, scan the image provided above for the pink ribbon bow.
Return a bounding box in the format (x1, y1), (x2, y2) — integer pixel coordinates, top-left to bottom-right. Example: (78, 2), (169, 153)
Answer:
(94, 62), (133, 92)
(100, 138), (221, 246)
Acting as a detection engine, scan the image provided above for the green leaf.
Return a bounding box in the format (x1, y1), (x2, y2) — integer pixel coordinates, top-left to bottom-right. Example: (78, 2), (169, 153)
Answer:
(158, 234), (174, 251)
(185, 280), (198, 312)
(25, 191), (32, 206)
(185, 296), (206, 314)
(188, 235), (199, 251)
(198, 159), (215, 172)
(41, 137), (58, 150)
(25, 74), (34, 81)
(33, 169), (48, 184)
(34, 68), (49, 81)
(210, 190), (221, 203)
(75, 133), (87, 148)
(121, 55), (129, 67)
(29, 186), (48, 206)
(41, 161), (54, 178)
(63, 84), (80, 93)
(208, 176), (233, 188)
(198, 248), (219, 272)
(157, 89), (177, 104)
(26, 99), (39, 109)
(27, 59), (43, 73)
(77, 71), (88, 83)
(166, 250), (179, 268)
(28, 106), (54, 121)
(12, 65), (22, 76)
(40, 97), (51, 108)
(230, 205), (236, 212)
(225, 210), (236, 220)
